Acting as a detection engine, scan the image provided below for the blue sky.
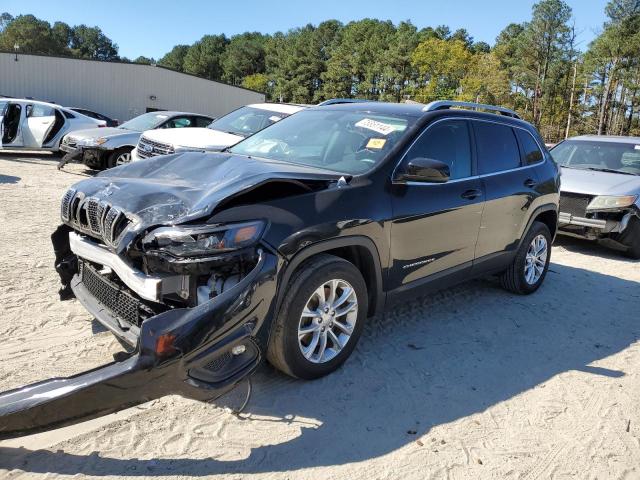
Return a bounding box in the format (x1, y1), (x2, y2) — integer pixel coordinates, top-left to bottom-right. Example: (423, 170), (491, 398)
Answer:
(4, 0), (609, 59)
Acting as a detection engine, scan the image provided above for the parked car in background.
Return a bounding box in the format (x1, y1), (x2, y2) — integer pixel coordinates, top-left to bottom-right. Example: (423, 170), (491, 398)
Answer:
(550, 135), (640, 258)
(0, 101), (560, 439)
(59, 111), (214, 170)
(131, 103), (305, 161)
(0, 98), (105, 152)
(69, 108), (119, 127)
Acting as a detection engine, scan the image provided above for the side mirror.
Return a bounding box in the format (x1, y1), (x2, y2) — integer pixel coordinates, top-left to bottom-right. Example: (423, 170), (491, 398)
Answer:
(395, 157), (450, 183)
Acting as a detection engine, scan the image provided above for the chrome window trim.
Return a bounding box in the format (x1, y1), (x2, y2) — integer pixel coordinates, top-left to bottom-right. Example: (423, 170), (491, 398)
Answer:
(392, 116), (546, 184)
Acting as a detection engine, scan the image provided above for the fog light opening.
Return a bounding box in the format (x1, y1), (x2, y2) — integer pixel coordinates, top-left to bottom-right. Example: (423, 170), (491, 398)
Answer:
(231, 344), (246, 356)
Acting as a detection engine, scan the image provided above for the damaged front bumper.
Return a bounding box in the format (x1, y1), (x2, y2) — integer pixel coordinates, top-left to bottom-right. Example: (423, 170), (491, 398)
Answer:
(0, 238), (278, 440)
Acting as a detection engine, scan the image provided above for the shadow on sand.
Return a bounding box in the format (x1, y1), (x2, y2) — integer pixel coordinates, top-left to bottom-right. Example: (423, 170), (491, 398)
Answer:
(1, 260), (639, 476)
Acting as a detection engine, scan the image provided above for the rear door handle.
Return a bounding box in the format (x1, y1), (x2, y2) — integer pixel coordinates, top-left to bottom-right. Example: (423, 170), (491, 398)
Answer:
(461, 189), (482, 200)
(524, 178), (537, 188)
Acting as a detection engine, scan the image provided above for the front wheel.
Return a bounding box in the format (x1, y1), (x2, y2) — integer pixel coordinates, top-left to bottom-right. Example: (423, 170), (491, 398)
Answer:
(267, 254), (368, 379)
(500, 221), (552, 294)
(106, 148), (133, 169)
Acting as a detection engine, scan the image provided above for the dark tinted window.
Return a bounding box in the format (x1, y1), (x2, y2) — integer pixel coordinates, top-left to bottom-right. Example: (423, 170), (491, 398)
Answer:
(474, 122), (521, 174)
(63, 110), (76, 119)
(195, 116), (212, 127)
(516, 129), (543, 164)
(405, 120), (472, 179)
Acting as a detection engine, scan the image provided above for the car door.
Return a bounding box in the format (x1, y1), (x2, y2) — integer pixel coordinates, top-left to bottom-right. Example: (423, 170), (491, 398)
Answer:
(472, 120), (541, 264)
(22, 104), (57, 148)
(0, 101), (6, 148)
(389, 118), (484, 291)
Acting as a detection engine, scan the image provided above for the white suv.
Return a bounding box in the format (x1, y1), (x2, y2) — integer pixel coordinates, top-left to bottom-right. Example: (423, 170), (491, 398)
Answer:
(131, 103), (306, 161)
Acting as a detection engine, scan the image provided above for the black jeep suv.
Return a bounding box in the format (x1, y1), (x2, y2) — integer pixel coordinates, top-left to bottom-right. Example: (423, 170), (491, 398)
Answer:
(0, 101), (560, 439)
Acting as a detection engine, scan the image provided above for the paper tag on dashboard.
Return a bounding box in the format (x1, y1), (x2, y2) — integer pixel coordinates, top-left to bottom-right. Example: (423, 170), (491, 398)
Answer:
(269, 116), (282, 122)
(355, 118), (396, 136)
(366, 138), (387, 149)
(635, 145), (640, 150)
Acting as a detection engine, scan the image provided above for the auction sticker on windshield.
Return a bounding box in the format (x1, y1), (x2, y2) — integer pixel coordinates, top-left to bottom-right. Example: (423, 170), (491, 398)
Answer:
(366, 138), (387, 149)
(355, 118), (396, 136)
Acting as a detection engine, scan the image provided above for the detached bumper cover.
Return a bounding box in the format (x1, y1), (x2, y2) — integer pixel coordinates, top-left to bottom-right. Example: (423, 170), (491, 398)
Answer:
(0, 249), (278, 440)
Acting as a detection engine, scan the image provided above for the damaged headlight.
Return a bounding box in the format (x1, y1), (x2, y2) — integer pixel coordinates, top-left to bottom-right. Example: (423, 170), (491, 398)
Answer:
(141, 221), (265, 258)
(587, 195), (638, 210)
(79, 137), (108, 147)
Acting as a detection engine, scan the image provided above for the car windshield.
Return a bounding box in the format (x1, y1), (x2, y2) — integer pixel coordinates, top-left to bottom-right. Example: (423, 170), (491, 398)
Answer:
(551, 140), (640, 175)
(228, 109), (416, 174)
(119, 112), (170, 132)
(208, 106), (291, 137)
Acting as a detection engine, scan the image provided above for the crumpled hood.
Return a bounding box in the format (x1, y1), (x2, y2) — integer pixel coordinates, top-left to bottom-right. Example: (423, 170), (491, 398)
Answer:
(66, 127), (125, 141)
(142, 128), (243, 151)
(68, 152), (342, 233)
(561, 166), (640, 197)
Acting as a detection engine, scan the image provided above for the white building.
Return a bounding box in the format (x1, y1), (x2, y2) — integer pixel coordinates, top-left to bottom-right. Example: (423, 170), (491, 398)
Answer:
(0, 52), (264, 122)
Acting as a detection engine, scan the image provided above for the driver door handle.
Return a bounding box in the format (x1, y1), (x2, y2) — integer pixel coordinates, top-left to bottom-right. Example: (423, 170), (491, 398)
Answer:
(461, 189), (482, 200)
(524, 178), (537, 188)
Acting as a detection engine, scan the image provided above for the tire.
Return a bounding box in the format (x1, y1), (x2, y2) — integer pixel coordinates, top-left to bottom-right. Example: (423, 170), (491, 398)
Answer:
(500, 221), (552, 294)
(106, 148), (133, 169)
(267, 254), (368, 379)
(616, 217), (640, 260)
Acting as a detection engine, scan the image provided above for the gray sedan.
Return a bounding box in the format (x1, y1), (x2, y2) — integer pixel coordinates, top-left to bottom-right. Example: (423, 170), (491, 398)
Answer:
(550, 135), (640, 258)
(59, 111), (213, 170)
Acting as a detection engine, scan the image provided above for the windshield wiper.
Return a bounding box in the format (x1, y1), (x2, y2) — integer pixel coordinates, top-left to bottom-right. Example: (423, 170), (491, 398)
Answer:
(586, 167), (637, 176)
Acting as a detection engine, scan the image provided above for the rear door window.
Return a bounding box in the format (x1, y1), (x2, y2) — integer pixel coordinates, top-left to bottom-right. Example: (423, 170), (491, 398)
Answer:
(516, 129), (544, 165)
(474, 121), (521, 174)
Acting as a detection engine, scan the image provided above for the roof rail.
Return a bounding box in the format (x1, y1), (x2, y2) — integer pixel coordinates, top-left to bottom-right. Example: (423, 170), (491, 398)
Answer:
(422, 100), (521, 119)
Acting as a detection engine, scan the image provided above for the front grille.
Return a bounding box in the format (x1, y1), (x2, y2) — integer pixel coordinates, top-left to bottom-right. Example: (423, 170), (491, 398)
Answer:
(80, 261), (142, 326)
(60, 189), (131, 247)
(137, 136), (174, 159)
(559, 193), (593, 218)
(61, 188), (76, 221)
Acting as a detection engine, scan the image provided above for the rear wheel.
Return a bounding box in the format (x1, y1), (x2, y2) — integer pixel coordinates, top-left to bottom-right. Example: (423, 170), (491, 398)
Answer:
(267, 254), (368, 379)
(106, 148), (133, 168)
(500, 221), (552, 294)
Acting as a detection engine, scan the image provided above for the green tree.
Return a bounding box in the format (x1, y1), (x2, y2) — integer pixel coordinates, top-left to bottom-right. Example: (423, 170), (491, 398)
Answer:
(242, 73), (269, 92)
(459, 52), (510, 104)
(69, 25), (118, 59)
(158, 44), (189, 71)
(0, 14), (67, 54)
(183, 34), (228, 80)
(222, 32), (267, 85)
(133, 56), (154, 64)
(411, 38), (472, 102)
(0, 12), (13, 32)
(321, 19), (395, 99)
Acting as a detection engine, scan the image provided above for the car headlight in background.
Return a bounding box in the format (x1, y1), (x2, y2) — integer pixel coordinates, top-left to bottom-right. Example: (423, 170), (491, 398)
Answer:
(141, 221), (265, 258)
(587, 195), (638, 210)
(79, 137), (108, 147)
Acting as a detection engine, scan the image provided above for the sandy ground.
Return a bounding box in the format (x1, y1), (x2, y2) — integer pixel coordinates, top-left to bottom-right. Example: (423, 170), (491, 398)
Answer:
(0, 153), (639, 479)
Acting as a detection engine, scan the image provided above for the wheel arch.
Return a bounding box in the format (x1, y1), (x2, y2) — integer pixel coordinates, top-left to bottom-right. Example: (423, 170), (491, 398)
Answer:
(277, 236), (385, 318)
(520, 204), (558, 247)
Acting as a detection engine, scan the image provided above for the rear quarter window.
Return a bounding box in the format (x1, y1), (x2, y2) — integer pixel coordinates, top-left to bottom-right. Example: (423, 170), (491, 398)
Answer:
(516, 129), (544, 165)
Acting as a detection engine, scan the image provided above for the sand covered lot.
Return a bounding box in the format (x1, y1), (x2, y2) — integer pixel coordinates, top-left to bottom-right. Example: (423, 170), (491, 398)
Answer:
(0, 153), (639, 479)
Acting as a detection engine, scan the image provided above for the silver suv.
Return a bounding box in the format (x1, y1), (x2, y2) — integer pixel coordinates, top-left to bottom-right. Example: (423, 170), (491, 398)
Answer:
(551, 135), (640, 258)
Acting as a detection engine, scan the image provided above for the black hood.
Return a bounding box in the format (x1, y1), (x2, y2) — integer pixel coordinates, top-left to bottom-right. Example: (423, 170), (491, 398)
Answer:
(68, 152), (343, 228)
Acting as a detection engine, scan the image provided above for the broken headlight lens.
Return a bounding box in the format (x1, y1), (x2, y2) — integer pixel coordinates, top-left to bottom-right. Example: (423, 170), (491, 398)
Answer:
(141, 221), (265, 257)
(80, 137), (108, 147)
(587, 195), (638, 210)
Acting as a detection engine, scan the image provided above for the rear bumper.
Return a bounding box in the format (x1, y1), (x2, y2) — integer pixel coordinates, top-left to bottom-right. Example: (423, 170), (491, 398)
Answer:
(0, 248), (278, 440)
